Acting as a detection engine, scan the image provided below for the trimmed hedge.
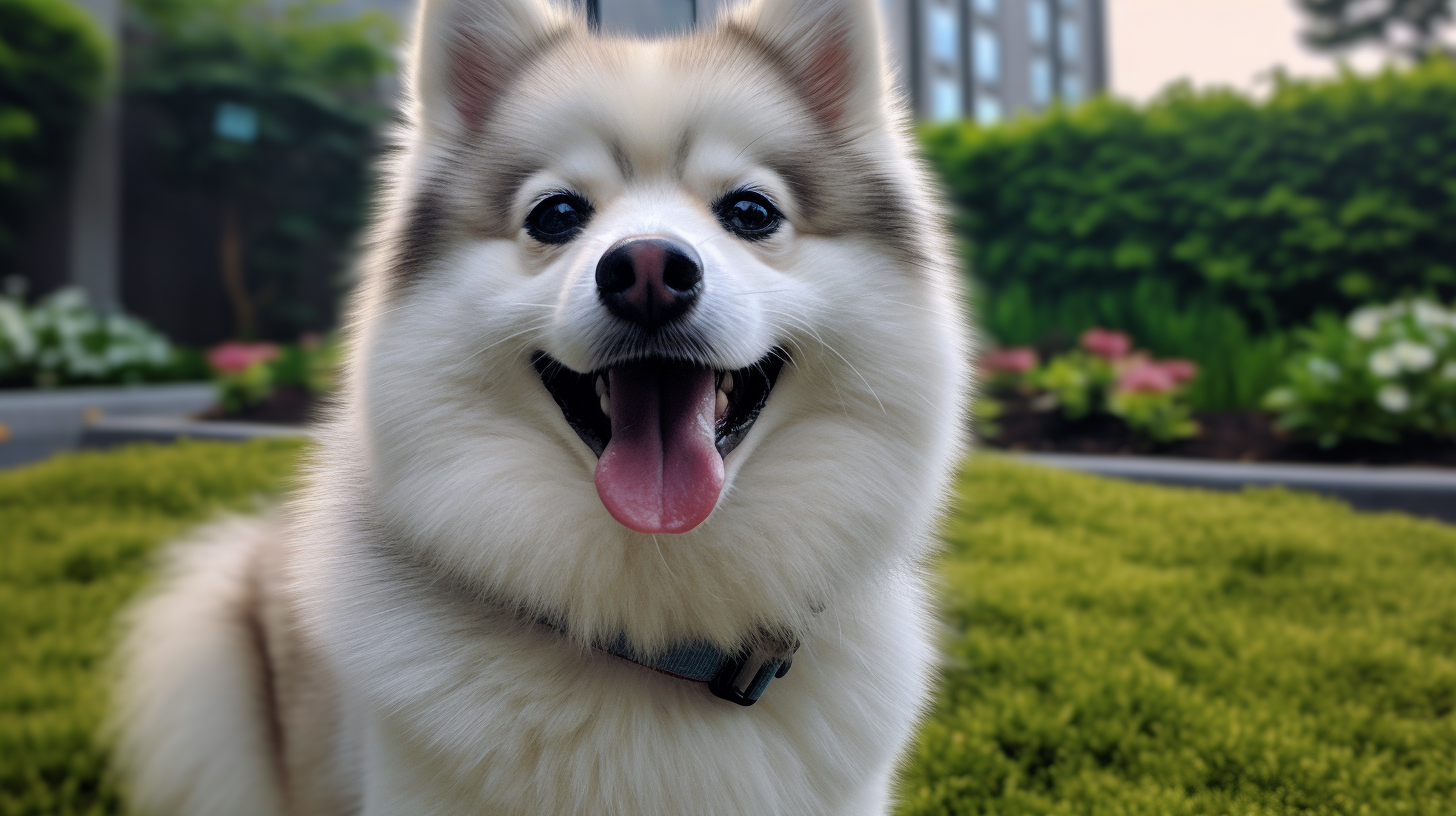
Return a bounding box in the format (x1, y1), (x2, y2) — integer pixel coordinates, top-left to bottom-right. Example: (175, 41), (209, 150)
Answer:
(922, 59), (1456, 335)
(0, 0), (108, 260)
(2, 444), (1455, 814)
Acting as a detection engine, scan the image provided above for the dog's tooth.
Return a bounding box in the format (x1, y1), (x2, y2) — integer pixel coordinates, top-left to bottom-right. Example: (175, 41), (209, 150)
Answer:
(722, 372), (734, 394)
(716, 389), (728, 419)
(600, 394), (611, 417)
(594, 376), (606, 398)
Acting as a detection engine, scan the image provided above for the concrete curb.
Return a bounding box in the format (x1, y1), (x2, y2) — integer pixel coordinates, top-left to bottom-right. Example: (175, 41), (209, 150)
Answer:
(0, 384), (216, 467)
(42, 413), (1456, 525)
(1015, 452), (1456, 523)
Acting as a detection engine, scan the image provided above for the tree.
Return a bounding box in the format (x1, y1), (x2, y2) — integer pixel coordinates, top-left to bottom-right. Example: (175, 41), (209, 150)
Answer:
(0, 0), (108, 263)
(126, 0), (396, 339)
(1296, 0), (1454, 60)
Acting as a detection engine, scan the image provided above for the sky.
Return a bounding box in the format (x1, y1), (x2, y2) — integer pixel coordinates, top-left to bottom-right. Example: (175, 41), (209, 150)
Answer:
(1107, 0), (1393, 103)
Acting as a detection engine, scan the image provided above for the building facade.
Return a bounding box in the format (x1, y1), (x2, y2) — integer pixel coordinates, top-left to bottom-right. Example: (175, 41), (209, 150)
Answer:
(575, 0), (1106, 120)
(883, 0), (1108, 122)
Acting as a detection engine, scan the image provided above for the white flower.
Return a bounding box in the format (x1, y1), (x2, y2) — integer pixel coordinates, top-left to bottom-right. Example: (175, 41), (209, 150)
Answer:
(1306, 357), (1340, 381)
(1413, 300), (1450, 329)
(0, 300), (35, 360)
(1443, 362), (1456, 380)
(1377, 385), (1411, 413)
(0, 284), (171, 383)
(47, 287), (89, 312)
(1392, 341), (1436, 373)
(1369, 349), (1401, 378)
(1263, 387), (1297, 411)
(1348, 308), (1384, 340)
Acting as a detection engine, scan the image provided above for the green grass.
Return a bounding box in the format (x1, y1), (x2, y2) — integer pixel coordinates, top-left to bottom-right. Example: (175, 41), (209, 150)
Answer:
(0, 440), (305, 816)
(901, 460), (1456, 815)
(2, 443), (1455, 814)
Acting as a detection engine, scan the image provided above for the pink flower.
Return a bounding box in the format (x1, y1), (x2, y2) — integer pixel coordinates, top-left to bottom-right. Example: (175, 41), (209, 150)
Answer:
(1158, 359), (1199, 385)
(1117, 363), (1177, 394)
(983, 346), (1039, 376)
(208, 341), (280, 375)
(1112, 351), (1152, 376)
(1080, 327), (1132, 360)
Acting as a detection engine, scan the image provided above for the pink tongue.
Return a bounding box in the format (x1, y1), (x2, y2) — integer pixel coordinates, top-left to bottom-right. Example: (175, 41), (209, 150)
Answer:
(594, 363), (724, 534)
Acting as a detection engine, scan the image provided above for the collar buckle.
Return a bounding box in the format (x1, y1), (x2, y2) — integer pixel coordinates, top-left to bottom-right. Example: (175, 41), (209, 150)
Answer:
(708, 637), (799, 706)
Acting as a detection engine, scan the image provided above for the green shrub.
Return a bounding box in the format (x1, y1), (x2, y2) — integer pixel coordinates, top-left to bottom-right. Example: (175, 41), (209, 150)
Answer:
(0, 0), (109, 261)
(4, 445), (1456, 814)
(925, 58), (1456, 335)
(1264, 298), (1456, 447)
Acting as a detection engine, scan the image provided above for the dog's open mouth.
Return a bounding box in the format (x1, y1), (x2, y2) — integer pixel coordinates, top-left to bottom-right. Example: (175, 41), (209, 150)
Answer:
(533, 351), (786, 534)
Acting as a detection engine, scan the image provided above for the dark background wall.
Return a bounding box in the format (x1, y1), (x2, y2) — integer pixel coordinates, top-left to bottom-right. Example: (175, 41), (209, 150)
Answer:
(117, 103), (238, 346)
(9, 179), (73, 300)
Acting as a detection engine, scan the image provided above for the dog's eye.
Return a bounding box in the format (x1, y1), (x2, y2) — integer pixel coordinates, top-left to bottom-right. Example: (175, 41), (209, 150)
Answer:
(715, 191), (782, 240)
(526, 194), (592, 244)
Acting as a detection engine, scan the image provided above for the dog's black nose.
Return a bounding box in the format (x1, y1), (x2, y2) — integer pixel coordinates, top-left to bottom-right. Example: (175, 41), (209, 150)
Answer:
(596, 238), (702, 331)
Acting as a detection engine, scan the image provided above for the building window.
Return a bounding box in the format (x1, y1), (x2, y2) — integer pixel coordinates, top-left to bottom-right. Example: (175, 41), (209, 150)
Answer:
(931, 78), (963, 121)
(1061, 72), (1082, 103)
(597, 0), (693, 35)
(975, 95), (1002, 124)
(1059, 17), (1080, 61)
(973, 27), (1000, 84)
(1031, 57), (1052, 106)
(1028, 0), (1050, 44)
(974, 0), (997, 15)
(928, 5), (959, 64)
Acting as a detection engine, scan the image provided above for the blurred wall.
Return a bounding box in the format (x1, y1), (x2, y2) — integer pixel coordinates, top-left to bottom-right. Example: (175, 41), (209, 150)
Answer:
(117, 105), (236, 347)
(9, 179), (72, 302)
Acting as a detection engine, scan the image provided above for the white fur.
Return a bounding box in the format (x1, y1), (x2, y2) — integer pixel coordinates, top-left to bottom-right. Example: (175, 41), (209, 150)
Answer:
(113, 0), (971, 812)
(111, 518), (288, 816)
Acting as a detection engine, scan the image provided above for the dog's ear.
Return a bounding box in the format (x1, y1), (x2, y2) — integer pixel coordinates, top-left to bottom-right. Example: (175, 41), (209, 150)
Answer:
(727, 0), (888, 131)
(409, 0), (576, 135)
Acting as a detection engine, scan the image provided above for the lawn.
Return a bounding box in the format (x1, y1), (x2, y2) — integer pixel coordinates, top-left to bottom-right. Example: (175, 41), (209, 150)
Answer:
(2, 442), (1454, 815)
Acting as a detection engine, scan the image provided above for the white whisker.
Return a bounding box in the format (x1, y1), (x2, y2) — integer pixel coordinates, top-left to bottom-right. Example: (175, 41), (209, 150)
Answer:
(459, 320), (553, 366)
(761, 306), (887, 416)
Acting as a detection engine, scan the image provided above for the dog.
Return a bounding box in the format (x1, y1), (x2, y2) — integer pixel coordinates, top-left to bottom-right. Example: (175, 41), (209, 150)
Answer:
(112, 0), (970, 812)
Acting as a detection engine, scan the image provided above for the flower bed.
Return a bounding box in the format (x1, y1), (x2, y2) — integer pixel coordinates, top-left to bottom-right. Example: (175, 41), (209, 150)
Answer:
(981, 301), (1456, 467)
(198, 337), (336, 425)
(990, 398), (1456, 467)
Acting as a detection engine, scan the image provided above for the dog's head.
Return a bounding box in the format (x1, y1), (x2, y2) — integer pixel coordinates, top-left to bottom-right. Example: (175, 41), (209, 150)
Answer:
(346, 0), (969, 648)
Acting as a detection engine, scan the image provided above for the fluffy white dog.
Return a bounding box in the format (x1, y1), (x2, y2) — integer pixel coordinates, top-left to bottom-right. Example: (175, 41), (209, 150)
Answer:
(113, 0), (970, 812)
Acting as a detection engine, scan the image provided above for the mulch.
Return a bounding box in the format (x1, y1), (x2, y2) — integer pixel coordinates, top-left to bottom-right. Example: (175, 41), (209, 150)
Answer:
(985, 391), (1456, 467)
